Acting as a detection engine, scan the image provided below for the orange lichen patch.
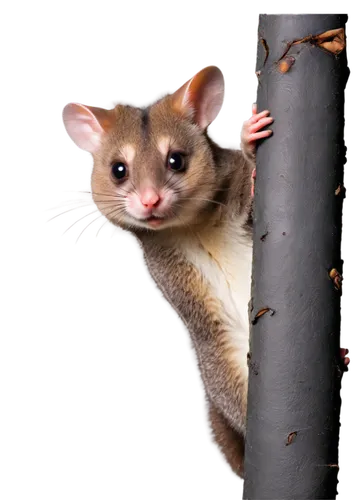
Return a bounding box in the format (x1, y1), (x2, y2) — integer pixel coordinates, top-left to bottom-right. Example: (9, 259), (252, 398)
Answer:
(278, 56), (295, 73)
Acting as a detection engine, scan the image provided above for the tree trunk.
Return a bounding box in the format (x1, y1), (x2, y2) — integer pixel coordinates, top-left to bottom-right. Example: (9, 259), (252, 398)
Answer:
(243, 14), (349, 500)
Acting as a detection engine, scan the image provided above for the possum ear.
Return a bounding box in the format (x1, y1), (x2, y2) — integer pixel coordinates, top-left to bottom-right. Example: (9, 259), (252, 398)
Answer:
(62, 103), (115, 153)
(171, 66), (224, 129)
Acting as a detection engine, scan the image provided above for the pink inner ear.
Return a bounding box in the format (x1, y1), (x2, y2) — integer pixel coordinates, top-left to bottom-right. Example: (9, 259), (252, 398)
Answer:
(63, 103), (104, 153)
(197, 79), (224, 129)
(171, 67), (225, 130)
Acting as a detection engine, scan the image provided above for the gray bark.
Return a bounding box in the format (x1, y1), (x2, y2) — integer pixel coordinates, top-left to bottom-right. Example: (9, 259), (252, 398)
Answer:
(243, 14), (349, 500)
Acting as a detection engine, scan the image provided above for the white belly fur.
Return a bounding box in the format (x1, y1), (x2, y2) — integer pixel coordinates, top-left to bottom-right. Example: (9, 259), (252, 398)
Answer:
(180, 221), (252, 372)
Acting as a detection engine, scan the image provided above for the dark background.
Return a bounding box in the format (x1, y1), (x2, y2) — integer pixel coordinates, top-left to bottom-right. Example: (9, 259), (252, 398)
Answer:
(37, 8), (353, 498)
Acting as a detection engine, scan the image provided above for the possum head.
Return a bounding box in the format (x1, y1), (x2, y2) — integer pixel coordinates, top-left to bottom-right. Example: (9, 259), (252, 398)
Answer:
(62, 66), (225, 231)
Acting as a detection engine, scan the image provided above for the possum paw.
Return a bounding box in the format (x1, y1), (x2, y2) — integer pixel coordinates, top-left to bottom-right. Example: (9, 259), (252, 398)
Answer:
(241, 104), (274, 197)
(340, 348), (350, 372)
(242, 104), (274, 146)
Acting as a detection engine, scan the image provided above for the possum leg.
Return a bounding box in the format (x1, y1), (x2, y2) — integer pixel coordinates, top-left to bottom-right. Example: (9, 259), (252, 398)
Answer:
(208, 400), (245, 478)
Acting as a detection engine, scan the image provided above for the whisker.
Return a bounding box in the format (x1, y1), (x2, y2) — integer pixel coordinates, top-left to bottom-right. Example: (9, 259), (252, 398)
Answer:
(46, 206), (94, 224)
(92, 199), (127, 204)
(74, 221), (94, 245)
(45, 200), (93, 212)
(95, 221), (108, 238)
(129, 180), (140, 197)
(100, 204), (127, 221)
(91, 191), (128, 199)
(74, 214), (101, 245)
(167, 170), (200, 191)
(63, 208), (100, 235)
(180, 197), (227, 208)
(162, 171), (176, 190)
(67, 189), (98, 192)
(62, 210), (91, 237)
(96, 206), (126, 236)
(168, 177), (218, 199)
(62, 188), (90, 198)
(172, 183), (228, 196)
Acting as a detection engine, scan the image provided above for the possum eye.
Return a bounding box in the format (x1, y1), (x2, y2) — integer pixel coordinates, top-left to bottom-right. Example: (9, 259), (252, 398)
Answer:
(111, 162), (128, 182)
(167, 152), (185, 172)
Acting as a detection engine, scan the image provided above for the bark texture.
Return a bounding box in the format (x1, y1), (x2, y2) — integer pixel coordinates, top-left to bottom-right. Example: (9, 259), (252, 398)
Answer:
(243, 14), (349, 500)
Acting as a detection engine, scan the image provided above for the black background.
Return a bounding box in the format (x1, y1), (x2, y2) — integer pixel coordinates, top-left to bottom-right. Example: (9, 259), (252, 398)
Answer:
(37, 8), (352, 498)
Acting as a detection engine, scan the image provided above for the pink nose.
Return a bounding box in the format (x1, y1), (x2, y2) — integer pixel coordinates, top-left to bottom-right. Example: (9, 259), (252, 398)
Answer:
(140, 188), (161, 209)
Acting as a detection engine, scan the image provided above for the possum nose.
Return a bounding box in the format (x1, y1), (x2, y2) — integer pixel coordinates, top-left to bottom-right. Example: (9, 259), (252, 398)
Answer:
(140, 188), (161, 209)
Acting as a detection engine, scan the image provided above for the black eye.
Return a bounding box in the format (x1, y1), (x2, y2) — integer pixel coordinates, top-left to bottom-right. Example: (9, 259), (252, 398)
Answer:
(167, 152), (185, 172)
(111, 162), (127, 181)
